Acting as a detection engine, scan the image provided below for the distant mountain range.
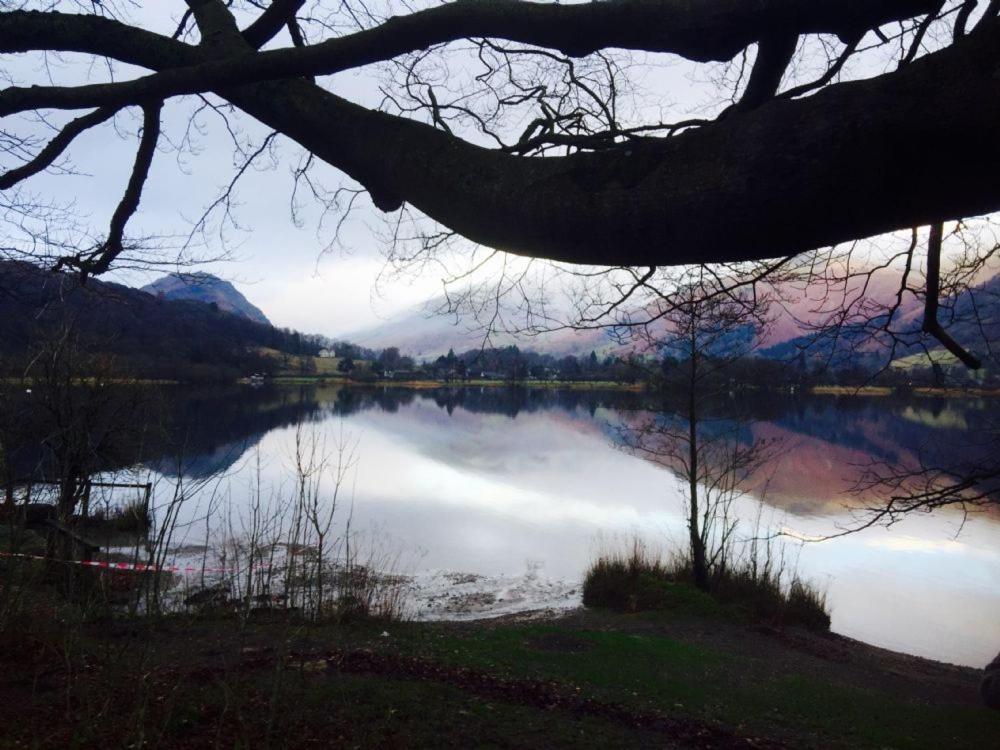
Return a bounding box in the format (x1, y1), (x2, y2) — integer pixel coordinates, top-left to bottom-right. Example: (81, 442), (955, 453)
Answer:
(3, 259), (995, 375)
(348, 305), (609, 359)
(350, 274), (1000, 368)
(142, 272), (270, 325)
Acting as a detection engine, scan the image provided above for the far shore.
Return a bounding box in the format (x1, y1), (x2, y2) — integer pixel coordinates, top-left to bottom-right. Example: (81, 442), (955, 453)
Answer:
(6, 375), (998, 398)
(265, 376), (1000, 398)
(265, 376), (647, 391)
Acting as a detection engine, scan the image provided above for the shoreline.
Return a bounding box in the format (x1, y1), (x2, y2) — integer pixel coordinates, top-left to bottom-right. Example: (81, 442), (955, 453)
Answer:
(6, 375), (997, 398)
(265, 377), (1000, 398)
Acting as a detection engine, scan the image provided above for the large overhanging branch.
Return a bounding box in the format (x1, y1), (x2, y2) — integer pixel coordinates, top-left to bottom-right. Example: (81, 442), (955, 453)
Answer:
(223, 18), (1000, 268)
(0, 1), (998, 276)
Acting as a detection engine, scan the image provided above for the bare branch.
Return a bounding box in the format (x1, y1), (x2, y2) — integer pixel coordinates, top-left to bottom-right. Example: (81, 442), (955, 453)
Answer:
(54, 102), (162, 278)
(0, 106), (118, 190)
(922, 222), (983, 368)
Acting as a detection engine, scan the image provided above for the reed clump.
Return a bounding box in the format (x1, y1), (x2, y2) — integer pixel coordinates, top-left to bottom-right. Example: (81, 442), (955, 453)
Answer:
(583, 538), (830, 630)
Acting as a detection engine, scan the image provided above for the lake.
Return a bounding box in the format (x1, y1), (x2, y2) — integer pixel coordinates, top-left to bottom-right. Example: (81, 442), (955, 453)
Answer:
(87, 384), (1000, 668)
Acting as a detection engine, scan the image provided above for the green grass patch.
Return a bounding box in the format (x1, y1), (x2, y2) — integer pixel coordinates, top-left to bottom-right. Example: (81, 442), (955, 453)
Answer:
(372, 620), (998, 750)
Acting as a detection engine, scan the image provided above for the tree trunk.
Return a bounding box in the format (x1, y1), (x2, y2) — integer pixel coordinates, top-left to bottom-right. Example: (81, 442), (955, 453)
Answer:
(687, 333), (709, 591)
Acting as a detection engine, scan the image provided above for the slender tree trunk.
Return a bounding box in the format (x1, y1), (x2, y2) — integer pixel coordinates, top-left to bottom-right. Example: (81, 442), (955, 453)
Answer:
(687, 331), (709, 591)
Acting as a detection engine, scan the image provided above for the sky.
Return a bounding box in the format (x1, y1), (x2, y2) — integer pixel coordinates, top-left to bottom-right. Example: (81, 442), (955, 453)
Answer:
(0, 1), (992, 340)
(0, 3), (444, 336)
(0, 1), (721, 338)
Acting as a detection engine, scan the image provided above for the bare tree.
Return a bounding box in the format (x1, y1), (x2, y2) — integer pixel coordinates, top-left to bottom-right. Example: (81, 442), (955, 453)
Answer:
(620, 269), (776, 590)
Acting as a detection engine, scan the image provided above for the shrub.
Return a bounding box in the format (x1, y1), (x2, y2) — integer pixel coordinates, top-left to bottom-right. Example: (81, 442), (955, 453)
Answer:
(785, 577), (831, 631)
(582, 540), (673, 612)
(583, 540), (831, 631)
(112, 499), (151, 533)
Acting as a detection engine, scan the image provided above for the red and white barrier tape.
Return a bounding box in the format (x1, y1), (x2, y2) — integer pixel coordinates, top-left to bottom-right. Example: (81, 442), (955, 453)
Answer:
(0, 551), (269, 575)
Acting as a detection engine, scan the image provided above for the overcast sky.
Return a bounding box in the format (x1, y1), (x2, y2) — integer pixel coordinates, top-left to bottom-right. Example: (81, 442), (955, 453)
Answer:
(1, 2), (992, 340)
(0, 2), (732, 339)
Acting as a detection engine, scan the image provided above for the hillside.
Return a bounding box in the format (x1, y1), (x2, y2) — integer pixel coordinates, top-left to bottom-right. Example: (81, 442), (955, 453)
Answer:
(0, 261), (316, 381)
(142, 272), (271, 325)
(353, 275), (1000, 369)
(763, 274), (1000, 369)
(349, 301), (612, 359)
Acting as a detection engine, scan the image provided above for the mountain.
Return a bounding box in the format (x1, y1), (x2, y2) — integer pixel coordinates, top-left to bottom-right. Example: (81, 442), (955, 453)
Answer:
(0, 261), (316, 381)
(348, 302), (611, 359)
(141, 272), (270, 325)
(351, 274), (1000, 366)
(762, 273), (1000, 368)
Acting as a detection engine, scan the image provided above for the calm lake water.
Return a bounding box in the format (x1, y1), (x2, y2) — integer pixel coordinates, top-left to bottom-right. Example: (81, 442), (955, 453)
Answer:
(119, 385), (1000, 668)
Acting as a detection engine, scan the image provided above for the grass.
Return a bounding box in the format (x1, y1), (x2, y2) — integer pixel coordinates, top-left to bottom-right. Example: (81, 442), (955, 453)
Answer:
(255, 347), (360, 377)
(582, 541), (831, 631)
(400, 620), (997, 750)
(0, 563), (995, 749)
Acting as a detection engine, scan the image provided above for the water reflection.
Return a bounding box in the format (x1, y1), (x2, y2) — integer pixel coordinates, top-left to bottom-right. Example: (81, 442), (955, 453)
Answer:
(122, 385), (1000, 666)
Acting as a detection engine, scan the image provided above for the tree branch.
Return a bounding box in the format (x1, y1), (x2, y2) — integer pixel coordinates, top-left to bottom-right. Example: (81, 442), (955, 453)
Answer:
(953, 0), (979, 39)
(733, 33), (799, 111)
(184, 0), (246, 53)
(55, 102), (162, 278)
(0, 0), (944, 111)
(922, 222), (982, 368)
(0, 11), (199, 69)
(779, 35), (862, 99)
(0, 106), (118, 190)
(242, 0), (307, 49)
(900, 1), (946, 66)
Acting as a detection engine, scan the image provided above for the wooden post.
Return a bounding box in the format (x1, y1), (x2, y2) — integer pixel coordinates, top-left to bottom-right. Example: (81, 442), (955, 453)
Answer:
(81, 480), (91, 520)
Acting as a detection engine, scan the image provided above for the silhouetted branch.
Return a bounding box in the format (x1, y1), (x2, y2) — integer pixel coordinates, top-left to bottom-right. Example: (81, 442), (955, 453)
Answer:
(922, 222), (982, 368)
(53, 102), (163, 278)
(243, 0), (308, 49)
(0, 106), (119, 190)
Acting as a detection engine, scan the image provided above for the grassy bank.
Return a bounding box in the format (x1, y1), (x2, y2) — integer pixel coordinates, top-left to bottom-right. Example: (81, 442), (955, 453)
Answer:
(0, 584), (995, 748)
